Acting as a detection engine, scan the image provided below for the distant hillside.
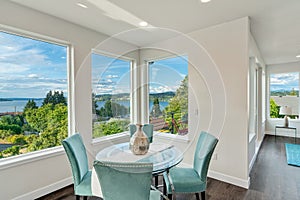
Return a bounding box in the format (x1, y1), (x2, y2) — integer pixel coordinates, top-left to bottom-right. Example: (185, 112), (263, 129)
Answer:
(94, 92), (175, 102)
(0, 98), (12, 102)
(270, 90), (299, 97)
(149, 92), (175, 101)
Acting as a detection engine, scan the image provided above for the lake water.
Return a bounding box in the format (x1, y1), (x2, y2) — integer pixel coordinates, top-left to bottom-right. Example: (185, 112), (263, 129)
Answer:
(96, 100), (169, 110)
(0, 99), (169, 113)
(0, 99), (44, 113)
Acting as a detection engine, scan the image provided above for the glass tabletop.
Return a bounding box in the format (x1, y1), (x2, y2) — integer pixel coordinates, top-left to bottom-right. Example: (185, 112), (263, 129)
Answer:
(96, 142), (183, 175)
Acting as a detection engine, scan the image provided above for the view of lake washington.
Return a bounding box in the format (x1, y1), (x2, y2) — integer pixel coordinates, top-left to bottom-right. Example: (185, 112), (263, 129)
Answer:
(0, 99), (169, 113)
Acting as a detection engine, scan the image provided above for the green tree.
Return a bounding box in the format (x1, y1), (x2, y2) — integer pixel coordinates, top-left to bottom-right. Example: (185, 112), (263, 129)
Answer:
(0, 115), (24, 127)
(270, 98), (280, 118)
(164, 75), (188, 133)
(290, 88), (297, 96)
(98, 100), (129, 119)
(24, 99), (38, 114)
(26, 103), (68, 151)
(43, 90), (67, 106)
(150, 97), (162, 118)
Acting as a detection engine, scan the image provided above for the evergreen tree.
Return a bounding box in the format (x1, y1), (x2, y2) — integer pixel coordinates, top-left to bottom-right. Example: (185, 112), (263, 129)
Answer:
(150, 97), (162, 118)
(24, 99), (38, 114)
(42, 90), (66, 107)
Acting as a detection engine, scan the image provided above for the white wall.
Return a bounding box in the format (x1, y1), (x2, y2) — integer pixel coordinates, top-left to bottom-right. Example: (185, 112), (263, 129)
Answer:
(248, 31), (267, 172)
(0, 1), (138, 199)
(139, 18), (250, 188)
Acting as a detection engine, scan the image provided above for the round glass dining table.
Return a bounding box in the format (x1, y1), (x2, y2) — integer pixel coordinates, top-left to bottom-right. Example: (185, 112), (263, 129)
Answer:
(96, 142), (183, 175)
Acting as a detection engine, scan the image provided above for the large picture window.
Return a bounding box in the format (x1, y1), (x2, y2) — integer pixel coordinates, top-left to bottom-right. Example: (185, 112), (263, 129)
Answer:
(269, 72), (299, 119)
(0, 31), (68, 159)
(148, 56), (188, 135)
(92, 53), (131, 138)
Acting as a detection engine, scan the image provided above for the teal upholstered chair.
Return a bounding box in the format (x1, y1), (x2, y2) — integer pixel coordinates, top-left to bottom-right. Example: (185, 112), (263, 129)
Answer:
(93, 161), (161, 200)
(163, 131), (218, 200)
(62, 134), (92, 200)
(129, 124), (154, 143)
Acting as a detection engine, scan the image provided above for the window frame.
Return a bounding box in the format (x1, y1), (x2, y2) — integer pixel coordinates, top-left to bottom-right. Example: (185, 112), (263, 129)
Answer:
(267, 71), (300, 120)
(90, 50), (136, 142)
(0, 24), (73, 167)
(144, 54), (189, 138)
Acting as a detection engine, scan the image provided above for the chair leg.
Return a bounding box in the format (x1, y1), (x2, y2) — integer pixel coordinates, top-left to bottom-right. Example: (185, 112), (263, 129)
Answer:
(155, 175), (159, 188)
(163, 177), (166, 195)
(75, 195), (80, 200)
(195, 193), (200, 200)
(83, 196), (88, 200)
(201, 191), (205, 200)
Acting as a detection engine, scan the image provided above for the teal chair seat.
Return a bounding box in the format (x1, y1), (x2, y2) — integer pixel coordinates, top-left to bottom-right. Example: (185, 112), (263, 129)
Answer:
(163, 131), (218, 200)
(164, 168), (206, 193)
(62, 134), (92, 200)
(93, 161), (161, 200)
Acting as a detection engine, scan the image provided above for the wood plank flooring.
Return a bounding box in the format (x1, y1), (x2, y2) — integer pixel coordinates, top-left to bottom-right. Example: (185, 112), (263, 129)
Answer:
(37, 135), (300, 200)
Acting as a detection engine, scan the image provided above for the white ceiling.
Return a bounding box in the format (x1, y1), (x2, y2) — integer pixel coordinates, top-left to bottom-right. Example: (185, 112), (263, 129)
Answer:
(11, 0), (300, 65)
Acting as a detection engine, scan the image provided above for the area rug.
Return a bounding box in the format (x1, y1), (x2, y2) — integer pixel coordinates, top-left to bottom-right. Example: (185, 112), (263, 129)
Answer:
(285, 143), (300, 167)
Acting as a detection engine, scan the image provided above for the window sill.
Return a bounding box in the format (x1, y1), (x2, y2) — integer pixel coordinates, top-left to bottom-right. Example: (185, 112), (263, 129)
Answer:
(91, 132), (130, 146)
(268, 118), (300, 123)
(91, 131), (190, 145)
(0, 146), (65, 170)
(154, 132), (190, 143)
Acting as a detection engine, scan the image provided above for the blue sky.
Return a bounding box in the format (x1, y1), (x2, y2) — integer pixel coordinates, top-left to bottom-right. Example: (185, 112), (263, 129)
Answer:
(92, 54), (188, 95)
(0, 31), (67, 98)
(270, 72), (299, 91)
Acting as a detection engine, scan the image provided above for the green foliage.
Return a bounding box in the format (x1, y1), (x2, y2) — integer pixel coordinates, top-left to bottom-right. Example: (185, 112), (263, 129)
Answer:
(0, 123), (21, 134)
(43, 90), (67, 106)
(26, 103), (68, 151)
(163, 75), (188, 133)
(6, 135), (27, 145)
(0, 115), (24, 127)
(290, 88), (297, 96)
(23, 99), (38, 115)
(150, 98), (162, 118)
(25, 104), (53, 132)
(0, 129), (13, 139)
(98, 100), (129, 119)
(270, 98), (280, 118)
(2, 145), (20, 156)
(93, 120), (130, 138)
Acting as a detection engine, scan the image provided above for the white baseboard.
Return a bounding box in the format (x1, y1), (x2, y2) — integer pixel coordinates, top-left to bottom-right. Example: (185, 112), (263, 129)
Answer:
(208, 170), (250, 189)
(178, 162), (250, 189)
(12, 177), (73, 200)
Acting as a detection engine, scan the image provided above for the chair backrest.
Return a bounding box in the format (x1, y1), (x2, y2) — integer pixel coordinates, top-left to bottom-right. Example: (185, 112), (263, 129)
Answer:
(193, 131), (218, 182)
(93, 161), (153, 200)
(129, 124), (154, 143)
(62, 133), (89, 186)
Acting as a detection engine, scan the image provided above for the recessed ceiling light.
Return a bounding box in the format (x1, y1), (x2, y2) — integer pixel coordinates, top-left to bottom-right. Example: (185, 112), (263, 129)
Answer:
(76, 3), (88, 8)
(139, 21), (148, 27)
(201, 0), (211, 3)
(296, 55), (300, 58)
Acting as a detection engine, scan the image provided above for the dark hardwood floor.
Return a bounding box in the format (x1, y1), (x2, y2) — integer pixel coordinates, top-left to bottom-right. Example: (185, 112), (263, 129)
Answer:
(37, 135), (300, 200)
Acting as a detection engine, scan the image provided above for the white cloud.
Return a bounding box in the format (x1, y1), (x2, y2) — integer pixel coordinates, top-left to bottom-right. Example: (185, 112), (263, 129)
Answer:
(28, 74), (39, 78)
(0, 63), (29, 74)
(106, 74), (119, 79)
